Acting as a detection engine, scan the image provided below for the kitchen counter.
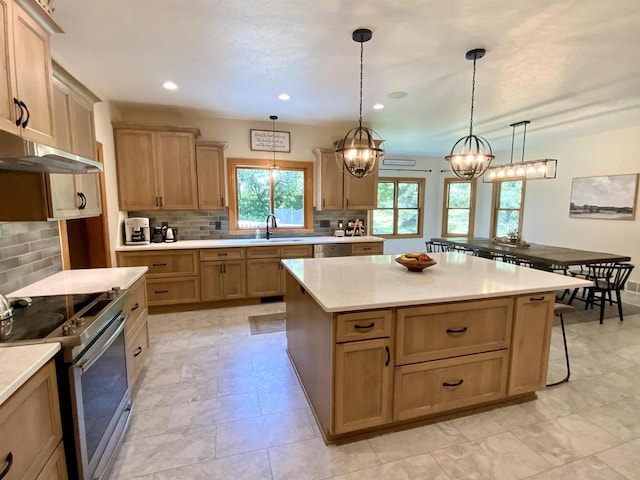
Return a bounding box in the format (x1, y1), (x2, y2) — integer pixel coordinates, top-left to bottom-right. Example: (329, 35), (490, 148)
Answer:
(0, 343), (60, 405)
(282, 252), (592, 312)
(8, 266), (148, 297)
(115, 235), (385, 251)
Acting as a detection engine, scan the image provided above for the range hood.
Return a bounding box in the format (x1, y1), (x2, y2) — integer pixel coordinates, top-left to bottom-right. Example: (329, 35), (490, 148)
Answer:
(0, 130), (103, 174)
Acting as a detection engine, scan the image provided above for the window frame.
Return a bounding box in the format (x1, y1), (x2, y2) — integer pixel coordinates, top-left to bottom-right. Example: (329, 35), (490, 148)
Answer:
(227, 157), (314, 235)
(489, 179), (526, 238)
(441, 178), (477, 237)
(370, 177), (425, 238)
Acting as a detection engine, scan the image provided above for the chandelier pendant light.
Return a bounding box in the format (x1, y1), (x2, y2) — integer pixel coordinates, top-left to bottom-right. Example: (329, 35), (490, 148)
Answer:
(335, 28), (384, 179)
(445, 48), (494, 180)
(269, 115), (279, 178)
(483, 120), (557, 182)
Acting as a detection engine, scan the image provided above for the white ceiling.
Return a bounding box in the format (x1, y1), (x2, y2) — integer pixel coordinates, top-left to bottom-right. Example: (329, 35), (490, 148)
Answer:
(51, 0), (640, 157)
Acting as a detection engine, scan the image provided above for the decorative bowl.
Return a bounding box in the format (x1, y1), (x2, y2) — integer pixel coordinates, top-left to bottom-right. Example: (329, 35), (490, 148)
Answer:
(395, 255), (438, 272)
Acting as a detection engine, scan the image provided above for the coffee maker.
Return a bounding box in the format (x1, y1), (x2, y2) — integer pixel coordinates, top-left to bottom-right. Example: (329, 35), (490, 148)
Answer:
(124, 218), (150, 245)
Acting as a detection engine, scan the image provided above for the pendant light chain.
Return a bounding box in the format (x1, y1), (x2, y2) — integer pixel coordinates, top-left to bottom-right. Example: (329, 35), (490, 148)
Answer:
(469, 56), (477, 137)
(358, 40), (364, 129)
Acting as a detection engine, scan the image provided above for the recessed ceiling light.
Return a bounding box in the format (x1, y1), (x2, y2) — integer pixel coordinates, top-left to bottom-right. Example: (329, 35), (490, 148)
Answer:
(387, 91), (408, 99)
(163, 81), (178, 90)
(278, 93), (290, 101)
(373, 103), (385, 110)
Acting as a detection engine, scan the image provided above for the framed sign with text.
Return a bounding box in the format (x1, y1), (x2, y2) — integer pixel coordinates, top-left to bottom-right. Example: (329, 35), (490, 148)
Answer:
(250, 129), (291, 152)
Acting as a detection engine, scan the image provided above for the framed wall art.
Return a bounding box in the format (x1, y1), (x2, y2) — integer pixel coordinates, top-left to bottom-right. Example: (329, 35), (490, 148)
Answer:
(569, 173), (639, 220)
(250, 129), (290, 152)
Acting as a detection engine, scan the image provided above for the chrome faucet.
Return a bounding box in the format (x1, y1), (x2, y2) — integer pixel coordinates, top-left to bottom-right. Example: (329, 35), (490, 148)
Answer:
(265, 214), (277, 240)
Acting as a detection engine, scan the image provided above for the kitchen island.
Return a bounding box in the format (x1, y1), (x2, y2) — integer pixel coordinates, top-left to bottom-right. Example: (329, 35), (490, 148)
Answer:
(281, 252), (591, 442)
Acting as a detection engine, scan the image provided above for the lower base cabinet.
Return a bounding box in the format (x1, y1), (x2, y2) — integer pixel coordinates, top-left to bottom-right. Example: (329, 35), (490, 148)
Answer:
(126, 319), (150, 388)
(201, 261), (246, 301)
(0, 361), (67, 480)
(147, 277), (200, 305)
(334, 338), (392, 434)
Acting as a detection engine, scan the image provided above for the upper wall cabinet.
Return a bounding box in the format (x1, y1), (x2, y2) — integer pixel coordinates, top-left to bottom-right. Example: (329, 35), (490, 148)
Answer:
(313, 147), (378, 211)
(0, 0), (61, 144)
(114, 125), (201, 211)
(196, 141), (228, 210)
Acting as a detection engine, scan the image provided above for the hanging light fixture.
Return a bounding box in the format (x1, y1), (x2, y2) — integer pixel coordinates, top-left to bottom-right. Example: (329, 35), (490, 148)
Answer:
(335, 28), (384, 178)
(483, 120), (557, 182)
(269, 115), (279, 178)
(445, 48), (494, 180)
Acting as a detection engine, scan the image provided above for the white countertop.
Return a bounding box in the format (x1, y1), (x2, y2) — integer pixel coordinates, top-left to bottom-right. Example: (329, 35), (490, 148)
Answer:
(115, 235), (385, 251)
(0, 343), (60, 405)
(282, 252), (593, 312)
(8, 267), (148, 298)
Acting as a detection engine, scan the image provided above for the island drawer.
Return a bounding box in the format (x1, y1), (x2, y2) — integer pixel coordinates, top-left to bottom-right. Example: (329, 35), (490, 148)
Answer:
(351, 242), (384, 256)
(147, 277), (200, 305)
(393, 350), (508, 421)
(117, 250), (199, 277)
(124, 277), (147, 334)
(200, 248), (245, 261)
(335, 310), (392, 343)
(396, 298), (513, 365)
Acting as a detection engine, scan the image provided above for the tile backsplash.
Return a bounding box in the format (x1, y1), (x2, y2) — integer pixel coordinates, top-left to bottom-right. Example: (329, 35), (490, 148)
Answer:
(127, 209), (368, 240)
(0, 221), (62, 295)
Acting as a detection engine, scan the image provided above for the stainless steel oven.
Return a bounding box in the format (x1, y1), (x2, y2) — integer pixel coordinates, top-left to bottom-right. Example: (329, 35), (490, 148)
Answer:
(1, 287), (133, 480)
(68, 309), (130, 480)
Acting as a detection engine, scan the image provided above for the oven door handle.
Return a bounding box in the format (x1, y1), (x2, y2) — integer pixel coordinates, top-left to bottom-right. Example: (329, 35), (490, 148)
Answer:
(76, 312), (128, 373)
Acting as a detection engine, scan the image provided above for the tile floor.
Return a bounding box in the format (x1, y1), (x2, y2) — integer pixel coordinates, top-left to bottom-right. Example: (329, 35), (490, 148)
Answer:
(109, 293), (640, 480)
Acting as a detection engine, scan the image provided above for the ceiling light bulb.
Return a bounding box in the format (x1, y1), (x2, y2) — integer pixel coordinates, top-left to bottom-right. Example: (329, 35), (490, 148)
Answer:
(537, 163), (546, 174)
(278, 93), (290, 101)
(497, 170), (506, 178)
(489, 171), (496, 179)
(454, 155), (462, 165)
(516, 166), (525, 176)
(373, 103), (384, 110)
(163, 81), (177, 90)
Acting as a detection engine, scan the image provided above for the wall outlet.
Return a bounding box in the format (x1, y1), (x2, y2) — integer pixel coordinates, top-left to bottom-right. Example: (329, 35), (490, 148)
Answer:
(628, 280), (639, 293)
(215, 221), (222, 230)
(320, 219), (330, 228)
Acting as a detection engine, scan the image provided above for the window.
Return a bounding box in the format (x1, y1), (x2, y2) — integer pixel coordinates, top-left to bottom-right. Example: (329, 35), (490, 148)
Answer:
(442, 178), (476, 236)
(490, 180), (526, 238)
(371, 178), (424, 237)
(227, 158), (314, 233)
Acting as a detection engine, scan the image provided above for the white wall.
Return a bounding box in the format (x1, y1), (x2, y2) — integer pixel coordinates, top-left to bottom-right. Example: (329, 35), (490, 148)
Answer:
(474, 126), (640, 283)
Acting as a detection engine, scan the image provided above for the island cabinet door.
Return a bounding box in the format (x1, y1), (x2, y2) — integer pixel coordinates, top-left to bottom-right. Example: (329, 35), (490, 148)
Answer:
(508, 293), (555, 396)
(333, 338), (393, 434)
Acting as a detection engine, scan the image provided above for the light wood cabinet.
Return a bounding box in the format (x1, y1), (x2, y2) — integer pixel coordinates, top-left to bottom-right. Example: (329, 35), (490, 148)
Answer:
(508, 293), (555, 395)
(335, 310), (392, 343)
(0, 0), (59, 144)
(350, 242), (384, 256)
(201, 248), (246, 301)
(334, 338), (393, 434)
(246, 245), (313, 297)
(35, 441), (67, 480)
(196, 141), (227, 210)
(124, 276), (149, 389)
(114, 125), (200, 211)
(314, 148), (378, 211)
(394, 350), (508, 421)
(117, 250), (200, 306)
(0, 360), (67, 480)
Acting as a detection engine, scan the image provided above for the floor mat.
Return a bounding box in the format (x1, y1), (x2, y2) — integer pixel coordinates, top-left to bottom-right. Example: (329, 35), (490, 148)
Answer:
(248, 312), (286, 335)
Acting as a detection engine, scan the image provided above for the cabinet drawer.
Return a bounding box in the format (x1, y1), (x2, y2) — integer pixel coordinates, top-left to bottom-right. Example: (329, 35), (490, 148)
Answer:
(117, 250), (199, 276)
(200, 248), (245, 261)
(36, 441), (68, 480)
(335, 310), (392, 343)
(127, 318), (150, 388)
(396, 298), (513, 365)
(0, 361), (62, 480)
(394, 350), (508, 421)
(281, 245), (313, 259)
(124, 277), (147, 334)
(351, 242), (383, 256)
(147, 277), (200, 305)
(247, 246), (280, 259)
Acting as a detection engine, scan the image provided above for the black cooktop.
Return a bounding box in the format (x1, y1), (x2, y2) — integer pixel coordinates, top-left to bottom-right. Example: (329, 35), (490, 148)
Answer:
(0, 293), (102, 342)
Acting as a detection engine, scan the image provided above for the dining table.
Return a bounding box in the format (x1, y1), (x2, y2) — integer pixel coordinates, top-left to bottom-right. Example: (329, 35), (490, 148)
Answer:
(429, 237), (631, 271)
